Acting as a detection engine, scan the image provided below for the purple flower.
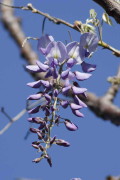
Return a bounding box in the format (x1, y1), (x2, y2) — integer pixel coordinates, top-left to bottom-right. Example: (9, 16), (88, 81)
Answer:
(37, 34), (54, 55)
(45, 41), (68, 63)
(80, 32), (99, 54)
(66, 42), (82, 65)
(78, 32), (98, 72)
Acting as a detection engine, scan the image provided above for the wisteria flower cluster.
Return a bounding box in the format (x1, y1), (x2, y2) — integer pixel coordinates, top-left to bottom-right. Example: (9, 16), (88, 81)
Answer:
(26, 32), (98, 166)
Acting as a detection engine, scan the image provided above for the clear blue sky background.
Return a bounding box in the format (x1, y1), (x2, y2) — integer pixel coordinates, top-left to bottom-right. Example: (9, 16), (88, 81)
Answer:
(0, 1), (120, 180)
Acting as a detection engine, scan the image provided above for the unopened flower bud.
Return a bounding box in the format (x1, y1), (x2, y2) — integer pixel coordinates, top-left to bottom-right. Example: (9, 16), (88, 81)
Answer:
(32, 157), (42, 163)
(50, 136), (56, 145)
(56, 139), (70, 147)
(30, 128), (40, 133)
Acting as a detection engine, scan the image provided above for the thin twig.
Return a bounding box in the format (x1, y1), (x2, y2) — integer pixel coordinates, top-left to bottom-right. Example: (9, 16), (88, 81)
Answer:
(0, 108), (26, 135)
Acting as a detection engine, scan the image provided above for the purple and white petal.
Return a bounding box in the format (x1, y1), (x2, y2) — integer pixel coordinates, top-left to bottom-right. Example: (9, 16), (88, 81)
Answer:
(27, 93), (42, 100)
(72, 109), (84, 117)
(52, 66), (58, 79)
(70, 103), (82, 110)
(74, 95), (87, 107)
(46, 41), (68, 62)
(53, 89), (59, 97)
(67, 58), (76, 67)
(40, 80), (50, 88)
(60, 100), (69, 108)
(44, 107), (50, 116)
(80, 32), (98, 53)
(28, 117), (44, 124)
(72, 86), (87, 94)
(28, 105), (40, 114)
(36, 60), (49, 72)
(64, 119), (78, 131)
(66, 42), (79, 57)
(45, 69), (52, 78)
(37, 34), (54, 54)
(27, 80), (41, 88)
(57, 41), (68, 62)
(74, 71), (92, 81)
(44, 94), (51, 102)
(26, 65), (40, 73)
(81, 61), (96, 72)
(56, 139), (70, 147)
(62, 85), (71, 95)
(30, 128), (40, 133)
(61, 68), (71, 80)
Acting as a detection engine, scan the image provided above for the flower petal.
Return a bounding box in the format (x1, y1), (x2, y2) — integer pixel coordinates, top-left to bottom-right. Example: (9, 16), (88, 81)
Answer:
(37, 34), (54, 54)
(36, 60), (49, 72)
(64, 119), (78, 131)
(56, 139), (70, 147)
(27, 80), (41, 88)
(40, 80), (50, 88)
(74, 95), (87, 107)
(70, 103), (82, 110)
(28, 105), (40, 114)
(53, 89), (59, 97)
(27, 93), (42, 100)
(72, 86), (87, 94)
(28, 117), (44, 124)
(26, 65), (40, 72)
(74, 71), (92, 81)
(80, 32), (99, 53)
(72, 110), (84, 117)
(61, 68), (71, 80)
(60, 100), (69, 108)
(67, 58), (76, 67)
(46, 41), (68, 62)
(62, 85), (71, 95)
(81, 61), (96, 72)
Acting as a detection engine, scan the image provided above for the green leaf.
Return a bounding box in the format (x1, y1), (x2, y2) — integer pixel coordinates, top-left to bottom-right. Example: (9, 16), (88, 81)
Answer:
(90, 9), (97, 19)
(102, 12), (113, 25)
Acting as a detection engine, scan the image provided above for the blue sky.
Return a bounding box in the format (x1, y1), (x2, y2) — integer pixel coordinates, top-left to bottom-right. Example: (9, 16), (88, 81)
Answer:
(0, 1), (120, 180)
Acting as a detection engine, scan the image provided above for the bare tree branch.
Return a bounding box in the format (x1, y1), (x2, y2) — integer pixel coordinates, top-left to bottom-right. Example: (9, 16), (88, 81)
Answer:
(1, 0), (120, 129)
(93, 0), (120, 24)
(1, 2), (120, 57)
(107, 176), (120, 180)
